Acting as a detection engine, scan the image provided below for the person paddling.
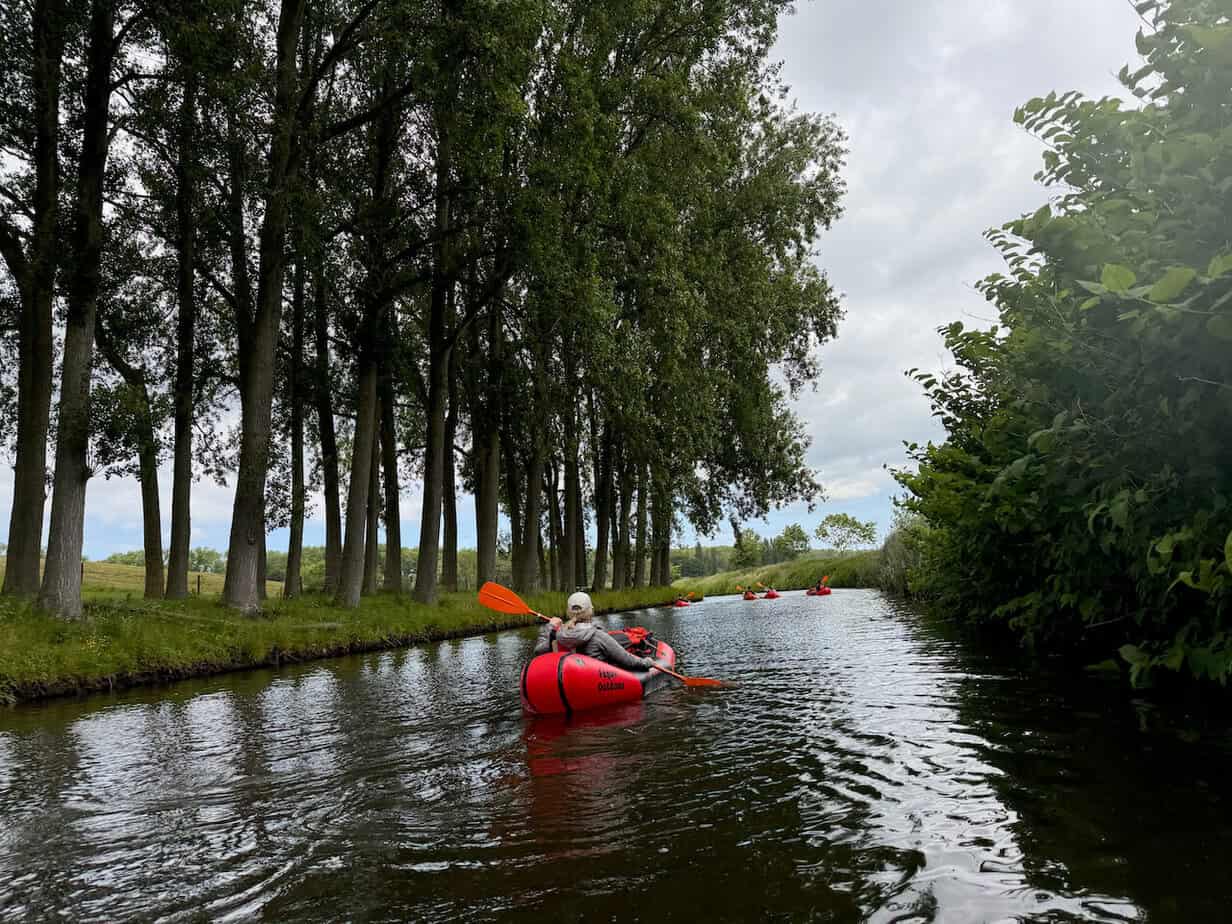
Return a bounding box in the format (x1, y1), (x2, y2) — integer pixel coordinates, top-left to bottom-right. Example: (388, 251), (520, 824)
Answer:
(533, 591), (657, 672)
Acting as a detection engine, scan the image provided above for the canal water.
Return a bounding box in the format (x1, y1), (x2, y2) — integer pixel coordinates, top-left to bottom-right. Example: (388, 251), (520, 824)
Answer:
(2, 590), (1230, 922)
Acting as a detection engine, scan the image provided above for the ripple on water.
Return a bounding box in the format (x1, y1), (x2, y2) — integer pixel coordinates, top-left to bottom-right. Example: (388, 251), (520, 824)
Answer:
(4, 590), (1229, 921)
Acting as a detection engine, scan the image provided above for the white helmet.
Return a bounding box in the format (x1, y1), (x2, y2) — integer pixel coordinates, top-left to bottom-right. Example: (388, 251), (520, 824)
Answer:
(566, 591), (594, 620)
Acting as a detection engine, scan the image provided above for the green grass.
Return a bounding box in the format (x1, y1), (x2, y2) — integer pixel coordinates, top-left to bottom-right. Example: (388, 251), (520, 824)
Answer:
(673, 550), (882, 596)
(0, 584), (685, 704)
(0, 559), (283, 598)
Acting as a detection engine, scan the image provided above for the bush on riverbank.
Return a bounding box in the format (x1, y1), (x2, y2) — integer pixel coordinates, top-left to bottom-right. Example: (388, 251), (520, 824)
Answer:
(673, 550), (881, 596)
(895, 4), (1232, 686)
(0, 586), (683, 704)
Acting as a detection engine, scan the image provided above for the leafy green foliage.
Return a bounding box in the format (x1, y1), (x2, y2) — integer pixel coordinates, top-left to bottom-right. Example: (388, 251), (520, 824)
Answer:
(773, 523), (811, 561)
(732, 527), (764, 569)
(897, 0), (1232, 685)
(814, 513), (877, 555)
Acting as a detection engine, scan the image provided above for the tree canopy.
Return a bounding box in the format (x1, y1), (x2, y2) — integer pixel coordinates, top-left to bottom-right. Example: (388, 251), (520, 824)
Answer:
(0, 0), (844, 616)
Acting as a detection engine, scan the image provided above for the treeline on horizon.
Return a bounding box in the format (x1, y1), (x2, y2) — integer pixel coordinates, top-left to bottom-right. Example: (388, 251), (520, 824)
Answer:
(895, 0), (1232, 686)
(91, 512), (873, 588)
(0, 0), (847, 618)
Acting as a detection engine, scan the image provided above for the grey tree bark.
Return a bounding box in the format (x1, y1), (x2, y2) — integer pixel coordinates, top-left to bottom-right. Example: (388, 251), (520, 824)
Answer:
(312, 266), (342, 594)
(633, 463), (648, 588)
(39, 0), (117, 619)
(379, 354), (402, 592)
(1, 0), (65, 597)
(222, 0), (306, 612)
(362, 403), (380, 596)
(284, 251), (307, 598)
(165, 62), (198, 600)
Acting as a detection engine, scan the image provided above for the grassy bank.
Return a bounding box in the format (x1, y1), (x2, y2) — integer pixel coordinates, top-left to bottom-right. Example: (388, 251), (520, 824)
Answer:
(674, 550), (882, 596)
(0, 584), (684, 705)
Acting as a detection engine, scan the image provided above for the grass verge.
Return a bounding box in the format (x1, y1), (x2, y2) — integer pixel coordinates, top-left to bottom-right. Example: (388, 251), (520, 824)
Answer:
(0, 585), (685, 705)
(673, 550), (882, 596)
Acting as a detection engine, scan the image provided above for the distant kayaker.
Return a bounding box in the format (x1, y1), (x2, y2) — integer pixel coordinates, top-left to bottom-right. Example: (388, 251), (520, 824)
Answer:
(533, 591), (658, 672)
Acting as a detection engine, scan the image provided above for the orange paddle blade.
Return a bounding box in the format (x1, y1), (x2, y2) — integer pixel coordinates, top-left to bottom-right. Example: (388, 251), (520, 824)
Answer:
(652, 664), (726, 689)
(478, 581), (533, 616)
(687, 591), (695, 598)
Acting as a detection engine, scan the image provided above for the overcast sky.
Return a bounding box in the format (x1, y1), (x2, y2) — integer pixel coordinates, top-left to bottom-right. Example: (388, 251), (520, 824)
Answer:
(0, 0), (1144, 560)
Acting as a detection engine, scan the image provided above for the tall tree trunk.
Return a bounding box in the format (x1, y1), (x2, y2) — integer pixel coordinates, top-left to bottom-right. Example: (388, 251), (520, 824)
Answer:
(560, 451), (576, 593)
(517, 440), (544, 592)
(222, 0), (306, 612)
(257, 526), (267, 599)
(633, 463), (648, 588)
(363, 402), (380, 596)
(313, 267), (342, 594)
(649, 486), (661, 586)
(136, 416), (164, 599)
(573, 470), (587, 590)
(560, 354), (578, 590)
(39, 0), (116, 619)
(2, 0), (65, 596)
(654, 479), (672, 585)
(165, 67), (197, 600)
(649, 507), (661, 588)
(335, 361), (378, 607)
(441, 325), (459, 592)
(590, 408), (611, 593)
(612, 452), (631, 590)
(414, 343), (449, 602)
(469, 306), (501, 586)
(537, 525), (547, 588)
(95, 324), (163, 599)
(284, 251), (306, 598)
(412, 91), (455, 604)
(380, 353), (402, 592)
(505, 442), (524, 584)
(547, 462), (561, 591)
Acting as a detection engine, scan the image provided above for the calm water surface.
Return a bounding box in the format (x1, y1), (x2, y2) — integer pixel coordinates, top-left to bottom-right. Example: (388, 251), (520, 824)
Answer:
(2, 590), (1231, 922)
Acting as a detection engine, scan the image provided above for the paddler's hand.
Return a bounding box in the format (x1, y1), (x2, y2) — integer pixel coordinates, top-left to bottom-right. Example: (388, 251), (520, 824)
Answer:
(547, 617), (563, 630)
(641, 657), (657, 669)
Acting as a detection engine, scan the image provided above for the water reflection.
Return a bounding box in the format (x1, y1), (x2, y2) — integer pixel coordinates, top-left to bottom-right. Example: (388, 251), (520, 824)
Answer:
(2, 593), (1229, 920)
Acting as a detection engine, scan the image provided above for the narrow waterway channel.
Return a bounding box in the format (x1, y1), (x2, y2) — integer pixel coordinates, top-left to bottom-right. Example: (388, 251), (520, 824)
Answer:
(2, 590), (1230, 921)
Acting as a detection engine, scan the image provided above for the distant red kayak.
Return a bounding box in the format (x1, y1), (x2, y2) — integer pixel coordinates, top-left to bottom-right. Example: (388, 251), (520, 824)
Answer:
(762, 591), (779, 599)
(742, 591), (757, 600)
(805, 587), (832, 596)
(521, 629), (677, 716)
(673, 600), (690, 607)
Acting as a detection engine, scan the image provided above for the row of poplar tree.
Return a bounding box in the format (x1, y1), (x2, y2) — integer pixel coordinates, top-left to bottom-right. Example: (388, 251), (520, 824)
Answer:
(0, 0), (845, 618)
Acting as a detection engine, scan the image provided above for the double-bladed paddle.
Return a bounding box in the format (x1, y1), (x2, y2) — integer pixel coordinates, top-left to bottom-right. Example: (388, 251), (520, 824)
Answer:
(478, 580), (549, 622)
(477, 581), (727, 689)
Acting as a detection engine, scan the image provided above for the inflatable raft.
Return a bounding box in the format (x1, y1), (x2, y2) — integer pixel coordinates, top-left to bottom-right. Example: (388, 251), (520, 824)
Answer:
(806, 587), (832, 596)
(520, 628), (677, 715)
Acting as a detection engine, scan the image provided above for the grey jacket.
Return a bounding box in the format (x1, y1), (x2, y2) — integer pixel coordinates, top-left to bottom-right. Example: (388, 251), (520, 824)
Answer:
(533, 622), (655, 672)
